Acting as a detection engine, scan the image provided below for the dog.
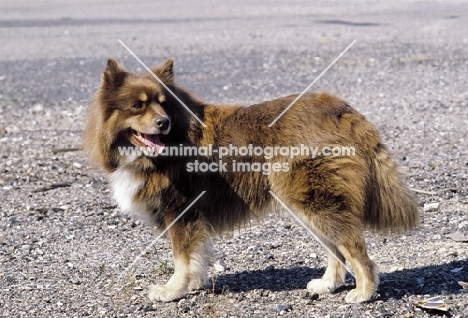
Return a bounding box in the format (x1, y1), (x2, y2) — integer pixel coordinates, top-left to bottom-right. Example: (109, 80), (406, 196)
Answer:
(84, 57), (419, 303)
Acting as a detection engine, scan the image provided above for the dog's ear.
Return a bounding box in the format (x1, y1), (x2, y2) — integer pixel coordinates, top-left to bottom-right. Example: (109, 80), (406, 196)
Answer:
(102, 58), (126, 89)
(153, 58), (174, 85)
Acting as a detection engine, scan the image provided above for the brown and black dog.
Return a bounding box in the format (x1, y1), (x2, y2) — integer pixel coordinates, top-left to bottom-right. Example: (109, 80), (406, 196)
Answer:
(84, 58), (419, 303)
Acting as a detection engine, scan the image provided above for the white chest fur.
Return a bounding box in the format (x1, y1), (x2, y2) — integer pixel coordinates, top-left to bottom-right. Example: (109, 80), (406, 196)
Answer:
(109, 167), (152, 223)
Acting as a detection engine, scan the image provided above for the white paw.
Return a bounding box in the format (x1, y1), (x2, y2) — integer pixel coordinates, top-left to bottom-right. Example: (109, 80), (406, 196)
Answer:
(344, 289), (372, 303)
(148, 284), (187, 302)
(307, 278), (342, 295)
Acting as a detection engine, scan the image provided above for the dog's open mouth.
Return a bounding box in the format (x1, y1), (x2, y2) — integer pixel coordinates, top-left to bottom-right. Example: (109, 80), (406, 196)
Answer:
(131, 129), (165, 155)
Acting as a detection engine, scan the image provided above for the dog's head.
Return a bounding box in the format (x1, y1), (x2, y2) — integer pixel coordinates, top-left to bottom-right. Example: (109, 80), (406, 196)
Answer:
(85, 57), (196, 170)
(101, 58), (175, 154)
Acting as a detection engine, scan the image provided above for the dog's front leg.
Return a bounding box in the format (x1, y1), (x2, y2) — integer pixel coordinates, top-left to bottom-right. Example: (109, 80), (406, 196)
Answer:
(149, 215), (210, 302)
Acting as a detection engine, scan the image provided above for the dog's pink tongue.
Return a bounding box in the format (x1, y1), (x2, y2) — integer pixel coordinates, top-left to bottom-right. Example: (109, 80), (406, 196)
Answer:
(143, 133), (165, 154)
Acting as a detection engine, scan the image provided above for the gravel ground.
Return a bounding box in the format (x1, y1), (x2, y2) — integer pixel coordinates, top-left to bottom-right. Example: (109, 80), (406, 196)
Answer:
(1, 1), (468, 317)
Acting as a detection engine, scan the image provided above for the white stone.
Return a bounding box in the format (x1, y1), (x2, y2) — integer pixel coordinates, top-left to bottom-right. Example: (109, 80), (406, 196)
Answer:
(424, 203), (439, 212)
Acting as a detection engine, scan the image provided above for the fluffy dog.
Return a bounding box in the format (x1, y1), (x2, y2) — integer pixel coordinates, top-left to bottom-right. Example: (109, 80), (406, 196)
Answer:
(84, 58), (419, 303)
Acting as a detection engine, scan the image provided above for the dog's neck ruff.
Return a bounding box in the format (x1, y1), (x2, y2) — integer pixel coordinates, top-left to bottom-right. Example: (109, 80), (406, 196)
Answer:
(109, 166), (152, 224)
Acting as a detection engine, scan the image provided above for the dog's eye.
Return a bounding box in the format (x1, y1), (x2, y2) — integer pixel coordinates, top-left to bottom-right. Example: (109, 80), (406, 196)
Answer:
(132, 102), (144, 110)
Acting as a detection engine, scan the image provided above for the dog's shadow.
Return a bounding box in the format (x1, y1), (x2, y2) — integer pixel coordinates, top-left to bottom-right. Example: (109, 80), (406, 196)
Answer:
(213, 259), (467, 301)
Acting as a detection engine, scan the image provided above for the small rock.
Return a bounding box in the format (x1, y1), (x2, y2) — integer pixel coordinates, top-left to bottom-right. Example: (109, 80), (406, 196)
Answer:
(439, 227), (450, 235)
(32, 104), (43, 113)
(265, 265), (275, 272)
(446, 250), (458, 257)
(423, 203), (439, 212)
(214, 260), (226, 272)
(264, 242), (281, 249)
(273, 304), (291, 312)
(451, 267), (463, 273)
(143, 303), (156, 312)
(73, 162), (82, 169)
(446, 231), (468, 242)
(70, 276), (81, 285)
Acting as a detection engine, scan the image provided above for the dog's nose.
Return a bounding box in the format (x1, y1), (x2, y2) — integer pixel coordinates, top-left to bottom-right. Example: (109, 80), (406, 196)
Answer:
(155, 116), (170, 131)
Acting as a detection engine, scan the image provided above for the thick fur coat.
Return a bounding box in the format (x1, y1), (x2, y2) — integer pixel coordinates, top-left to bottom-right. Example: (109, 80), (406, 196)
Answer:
(84, 58), (419, 303)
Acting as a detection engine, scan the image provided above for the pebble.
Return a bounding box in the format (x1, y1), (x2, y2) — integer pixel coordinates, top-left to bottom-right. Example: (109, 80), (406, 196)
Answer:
(143, 303), (156, 312)
(439, 227), (450, 235)
(451, 267), (463, 273)
(73, 162), (82, 169)
(273, 304), (291, 312)
(32, 104), (43, 113)
(424, 203), (439, 212)
(265, 265), (275, 272)
(70, 276), (81, 285)
(214, 260), (226, 272)
(390, 266), (403, 272)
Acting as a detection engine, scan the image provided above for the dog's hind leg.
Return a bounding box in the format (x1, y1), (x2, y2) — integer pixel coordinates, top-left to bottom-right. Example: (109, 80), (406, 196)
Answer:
(336, 236), (378, 303)
(296, 207), (377, 303)
(297, 207), (377, 303)
(304, 209), (377, 303)
(149, 215), (210, 302)
(307, 239), (346, 295)
(270, 157), (377, 303)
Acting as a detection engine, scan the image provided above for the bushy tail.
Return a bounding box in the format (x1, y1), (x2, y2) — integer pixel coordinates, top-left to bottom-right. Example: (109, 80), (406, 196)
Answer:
(365, 145), (419, 233)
